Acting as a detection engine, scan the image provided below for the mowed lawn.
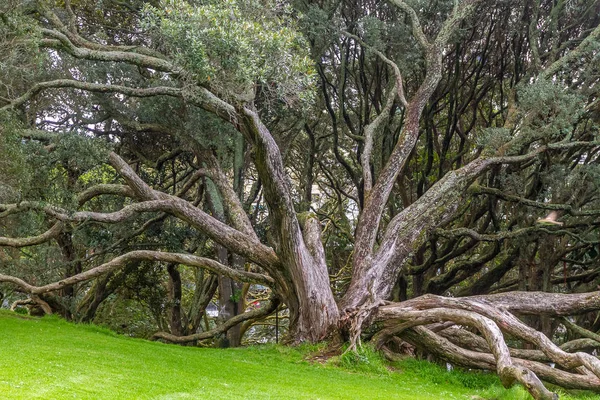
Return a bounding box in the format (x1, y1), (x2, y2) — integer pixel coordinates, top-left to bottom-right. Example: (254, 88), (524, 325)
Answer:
(0, 310), (598, 400)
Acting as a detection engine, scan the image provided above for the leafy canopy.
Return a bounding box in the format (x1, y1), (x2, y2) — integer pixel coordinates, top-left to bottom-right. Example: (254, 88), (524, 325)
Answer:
(143, 0), (316, 106)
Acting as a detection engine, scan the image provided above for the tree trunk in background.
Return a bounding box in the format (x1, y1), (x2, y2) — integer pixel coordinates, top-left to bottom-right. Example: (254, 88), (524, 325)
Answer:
(167, 263), (185, 337)
(188, 270), (218, 335)
(56, 232), (82, 319)
(206, 179), (246, 346)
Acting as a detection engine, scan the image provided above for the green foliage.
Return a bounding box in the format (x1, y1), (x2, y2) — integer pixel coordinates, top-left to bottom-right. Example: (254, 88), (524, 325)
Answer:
(12, 306), (28, 315)
(185, 108), (240, 160)
(0, 113), (30, 202)
(333, 345), (391, 375)
(476, 127), (512, 155)
(0, 0), (45, 94)
(297, 4), (334, 56)
(94, 296), (159, 338)
(477, 80), (585, 157)
(19, 133), (111, 208)
(517, 80), (585, 141)
(53, 133), (112, 173)
(359, 15), (387, 53)
(143, 0), (316, 106)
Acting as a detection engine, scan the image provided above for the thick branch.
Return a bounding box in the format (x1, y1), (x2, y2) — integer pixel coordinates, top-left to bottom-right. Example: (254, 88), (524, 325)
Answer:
(0, 222), (63, 247)
(1, 79), (181, 112)
(403, 326), (597, 392)
(77, 184), (135, 206)
(107, 152), (280, 270)
(382, 294), (600, 378)
(39, 22), (175, 72)
(352, 0), (483, 283)
(375, 307), (557, 399)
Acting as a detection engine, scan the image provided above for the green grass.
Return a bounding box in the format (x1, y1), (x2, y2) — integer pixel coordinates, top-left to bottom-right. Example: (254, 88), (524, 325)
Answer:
(0, 310), (598, 400)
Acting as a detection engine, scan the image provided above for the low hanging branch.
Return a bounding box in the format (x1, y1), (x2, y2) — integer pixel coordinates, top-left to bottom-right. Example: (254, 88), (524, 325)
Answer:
(151, 297), (280, 344)
(0, 250), (274, 295)
(0, 222), (64, 247)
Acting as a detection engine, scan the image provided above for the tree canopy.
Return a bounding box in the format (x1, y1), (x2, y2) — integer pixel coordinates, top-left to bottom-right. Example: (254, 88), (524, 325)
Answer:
(1, 0), (600, 397)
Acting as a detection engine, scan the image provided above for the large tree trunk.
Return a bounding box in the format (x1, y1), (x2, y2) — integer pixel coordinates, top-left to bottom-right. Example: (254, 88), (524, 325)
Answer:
(240, 109), (340, 342)
(275, 216), (340, 342)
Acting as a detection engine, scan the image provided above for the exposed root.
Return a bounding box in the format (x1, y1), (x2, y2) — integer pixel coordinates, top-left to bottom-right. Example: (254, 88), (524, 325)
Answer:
(371, 292), (600, 399)
(341, 298), (387, 352)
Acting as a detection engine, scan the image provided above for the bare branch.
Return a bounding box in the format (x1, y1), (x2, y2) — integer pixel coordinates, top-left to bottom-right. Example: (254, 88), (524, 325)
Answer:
(152, 298), (280, 343)
(387, 0), (430, 50)
(540, 23), (600, 80)
(0, 250), (274, 295)
(435, 226), (594, 244)
(376, 307), (557, 399)
(39, 22), (175, 72)
(404, 326), (599, 392)
(472, 186), (600, 216)
(0, 222), (64, 247)
(107, 152), (280, 270)
(1, 79), (181, 112)
(38, 7), (165, 58)
(349, 0), (484, 306)
(77, 184), (135, 206)
(341, 31), (408, 107)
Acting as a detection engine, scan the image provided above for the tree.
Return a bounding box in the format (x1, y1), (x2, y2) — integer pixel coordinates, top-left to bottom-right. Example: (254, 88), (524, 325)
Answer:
(1, 0), (600, 397)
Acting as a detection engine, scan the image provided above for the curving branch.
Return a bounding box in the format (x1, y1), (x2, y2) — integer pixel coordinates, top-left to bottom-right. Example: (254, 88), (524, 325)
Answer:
(0, 79), (182, 112)
(0, 196), (279, 269)
(374, 307), (557, 399)
(403, 326), (599, 392)
(39, 22), (175, 72)
(375, 292), (600, 396)
(561, 317), (600, 344)
(472, 185), (600, 216)
(106, 152), (280, 270)
(0, 222), (64, 247)
(347, 0), (485, 309)
(387, 0), (430, 51)
(381, 294), (600, 378)
(38, 6), (165, 59)
(435, 226), (593, 244)
(77, 184), (135, 206)
(152, 297), (280, 343)
(343, 139), (600, 310)
(0, 250), (274, 295)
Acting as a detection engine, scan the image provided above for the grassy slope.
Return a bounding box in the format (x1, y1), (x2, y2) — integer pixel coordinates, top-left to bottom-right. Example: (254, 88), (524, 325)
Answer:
(0, 310), (598, 400)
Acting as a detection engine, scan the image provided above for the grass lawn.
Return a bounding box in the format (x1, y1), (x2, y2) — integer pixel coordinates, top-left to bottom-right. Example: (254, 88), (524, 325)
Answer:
(0, 310), (598, 400)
